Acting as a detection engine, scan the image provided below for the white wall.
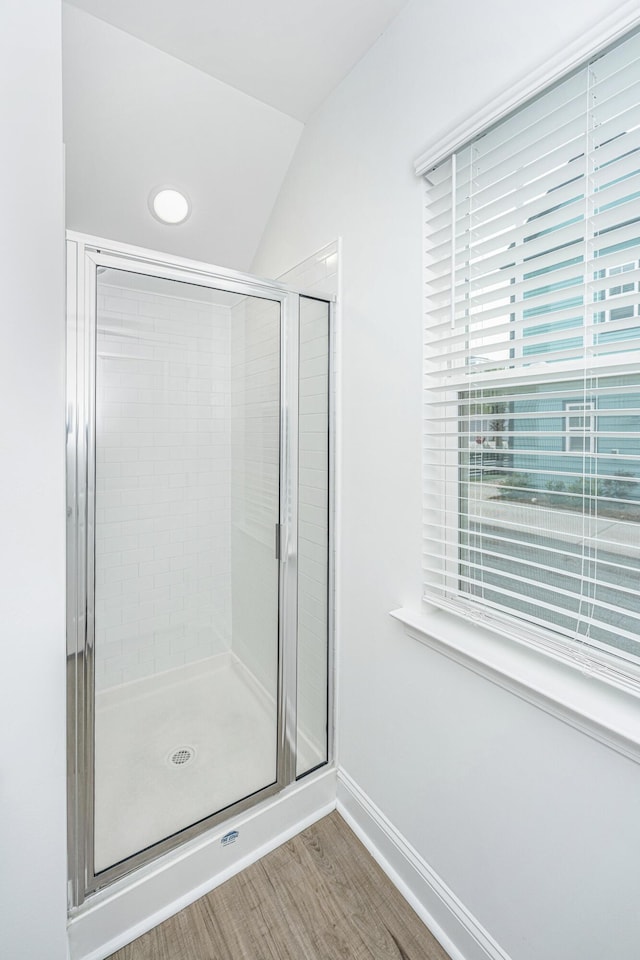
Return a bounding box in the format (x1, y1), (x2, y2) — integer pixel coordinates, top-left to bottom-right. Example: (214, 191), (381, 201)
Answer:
(62, 3), (303, 270)
(94, 277), (232, 688)
(253, 1), (640, 957)
(0, 2), (67, 958)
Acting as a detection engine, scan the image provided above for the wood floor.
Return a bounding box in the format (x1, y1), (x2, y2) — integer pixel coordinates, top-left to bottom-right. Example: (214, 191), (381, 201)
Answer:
(108, 812), (451, 960)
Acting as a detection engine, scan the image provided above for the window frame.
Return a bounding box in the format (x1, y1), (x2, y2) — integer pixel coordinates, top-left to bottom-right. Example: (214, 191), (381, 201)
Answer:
(564, 400), (595, 453)
(393, 6), (640, 761)
(421, 23), (640, 676)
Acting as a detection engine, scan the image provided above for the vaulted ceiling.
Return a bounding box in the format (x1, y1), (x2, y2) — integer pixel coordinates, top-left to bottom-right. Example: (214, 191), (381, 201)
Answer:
(62, 0), (409, 270)
(65, 0), (409, 121)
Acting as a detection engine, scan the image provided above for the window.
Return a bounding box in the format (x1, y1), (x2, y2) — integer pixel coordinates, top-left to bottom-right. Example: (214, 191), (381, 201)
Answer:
(564, 401), (595, 453)
(423, 27), (640, 676)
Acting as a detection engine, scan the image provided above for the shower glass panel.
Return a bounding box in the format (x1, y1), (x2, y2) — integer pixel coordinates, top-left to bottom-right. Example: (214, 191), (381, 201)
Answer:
(296, 297), (330, 777)
(93, 268), (280, 873)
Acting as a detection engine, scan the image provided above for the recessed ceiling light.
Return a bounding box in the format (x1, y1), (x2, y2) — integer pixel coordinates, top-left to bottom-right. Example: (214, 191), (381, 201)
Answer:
(148, 187), (191, 225)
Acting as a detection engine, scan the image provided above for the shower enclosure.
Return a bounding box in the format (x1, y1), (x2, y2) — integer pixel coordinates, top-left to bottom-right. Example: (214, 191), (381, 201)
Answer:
(66, 234), (333, 905)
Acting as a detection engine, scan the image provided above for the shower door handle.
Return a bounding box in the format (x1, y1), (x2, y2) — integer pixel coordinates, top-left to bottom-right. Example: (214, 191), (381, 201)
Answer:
(275, 523), (281, 561)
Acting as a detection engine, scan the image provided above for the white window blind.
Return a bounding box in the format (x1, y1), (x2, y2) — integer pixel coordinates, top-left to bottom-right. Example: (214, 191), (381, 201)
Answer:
(424, 27), (640, 672)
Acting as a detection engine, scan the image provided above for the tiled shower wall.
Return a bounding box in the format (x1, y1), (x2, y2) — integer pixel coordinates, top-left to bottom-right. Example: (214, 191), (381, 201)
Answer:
(94, 248), (336, 710)
(229, 296), (281, 697)
(94, 279), (232, 690)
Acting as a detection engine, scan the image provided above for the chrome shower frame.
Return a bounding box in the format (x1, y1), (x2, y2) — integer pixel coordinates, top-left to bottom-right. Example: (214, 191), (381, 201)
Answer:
(66, 232), (334, 907)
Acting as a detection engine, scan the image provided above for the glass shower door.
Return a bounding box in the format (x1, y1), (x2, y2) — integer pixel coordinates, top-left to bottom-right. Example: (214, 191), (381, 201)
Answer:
(92, 268), (281, 874)
(296, 296), (330, 776)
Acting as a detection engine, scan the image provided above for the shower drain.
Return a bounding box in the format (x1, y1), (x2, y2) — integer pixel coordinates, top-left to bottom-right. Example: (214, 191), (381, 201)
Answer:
(167, 745), (196, 768)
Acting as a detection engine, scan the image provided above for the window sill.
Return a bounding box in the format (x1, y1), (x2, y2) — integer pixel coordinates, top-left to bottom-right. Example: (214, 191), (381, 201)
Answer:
(390, 605), (640, 763)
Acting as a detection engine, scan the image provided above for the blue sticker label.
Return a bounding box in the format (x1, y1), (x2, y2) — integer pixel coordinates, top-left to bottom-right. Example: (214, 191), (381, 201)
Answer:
(221, 830), (239, 847)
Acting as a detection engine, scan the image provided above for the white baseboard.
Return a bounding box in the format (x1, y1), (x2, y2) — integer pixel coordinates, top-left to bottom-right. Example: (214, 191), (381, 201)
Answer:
(68, 766), (336, 960)
(336, 769), (511, 960)
(69, 763), (510, 960)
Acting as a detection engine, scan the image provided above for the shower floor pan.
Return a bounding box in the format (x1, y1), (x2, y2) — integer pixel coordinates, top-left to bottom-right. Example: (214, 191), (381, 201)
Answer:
(94, 652), (277, 874)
